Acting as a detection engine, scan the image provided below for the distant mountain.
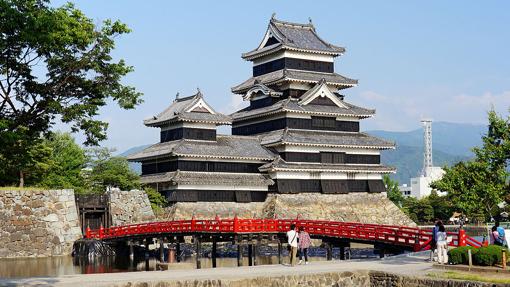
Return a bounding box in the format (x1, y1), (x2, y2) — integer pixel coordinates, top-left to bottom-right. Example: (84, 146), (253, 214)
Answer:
(368, 121), (486, 184)
(379, 145), (469, 184)
(117, 144), (149, 175)
(119, 122), (486, 184)
(368, 122), (486, 157)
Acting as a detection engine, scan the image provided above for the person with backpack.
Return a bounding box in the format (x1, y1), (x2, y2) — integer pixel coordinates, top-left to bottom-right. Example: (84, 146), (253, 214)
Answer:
(495, 222), (506, 246)
(430, 219), (441, 262)
(286, 224), (298, 266)
(491, 225), (500, 245)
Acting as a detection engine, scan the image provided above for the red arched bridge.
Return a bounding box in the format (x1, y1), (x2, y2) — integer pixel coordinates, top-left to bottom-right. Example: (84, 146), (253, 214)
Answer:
(83, 217), (485, 268)
(86, 217), (484, 249)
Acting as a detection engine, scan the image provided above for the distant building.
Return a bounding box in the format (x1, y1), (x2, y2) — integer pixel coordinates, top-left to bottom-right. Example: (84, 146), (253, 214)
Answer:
(399, 120), (445, 199)
(128, 17), (396, 203)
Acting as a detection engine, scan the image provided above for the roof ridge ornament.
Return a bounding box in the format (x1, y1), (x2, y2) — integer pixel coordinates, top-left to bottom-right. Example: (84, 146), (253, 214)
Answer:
(175, 92), (180, 100)
(271, 13), (276, 20)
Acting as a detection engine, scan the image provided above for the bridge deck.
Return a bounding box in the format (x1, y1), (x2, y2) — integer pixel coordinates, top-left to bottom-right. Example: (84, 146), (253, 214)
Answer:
(86, 218), (484, 251)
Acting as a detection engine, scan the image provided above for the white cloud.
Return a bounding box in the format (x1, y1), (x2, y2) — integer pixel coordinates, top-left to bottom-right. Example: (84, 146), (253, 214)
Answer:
(221, 94), (247, 114)
(353, 89), (510, 131)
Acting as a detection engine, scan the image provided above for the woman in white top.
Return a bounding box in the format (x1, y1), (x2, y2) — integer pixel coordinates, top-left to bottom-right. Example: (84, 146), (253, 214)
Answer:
(436, 225), (448, 264)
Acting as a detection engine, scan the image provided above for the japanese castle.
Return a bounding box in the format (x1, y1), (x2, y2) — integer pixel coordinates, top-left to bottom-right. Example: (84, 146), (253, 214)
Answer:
(128, 16), (395, 203)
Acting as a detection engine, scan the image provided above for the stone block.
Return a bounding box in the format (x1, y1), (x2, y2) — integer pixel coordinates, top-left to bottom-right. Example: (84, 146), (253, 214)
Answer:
(30, 199), (45, 208)
(66, 210), (78, 221)
(42, 214), (59, 222)
(54, 202), (65, 210)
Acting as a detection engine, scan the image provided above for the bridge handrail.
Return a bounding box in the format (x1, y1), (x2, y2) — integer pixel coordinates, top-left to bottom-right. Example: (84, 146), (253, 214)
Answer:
(85, 218), (483, 251)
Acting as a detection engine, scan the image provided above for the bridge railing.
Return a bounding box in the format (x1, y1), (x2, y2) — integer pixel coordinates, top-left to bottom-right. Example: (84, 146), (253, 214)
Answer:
(85, 217), (484, 251)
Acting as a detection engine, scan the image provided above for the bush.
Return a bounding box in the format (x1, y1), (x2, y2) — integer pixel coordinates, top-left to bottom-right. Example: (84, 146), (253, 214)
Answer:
(473, 245), (508, 266)
(448, 246), (479, 265)
(145, 187), (167, 214)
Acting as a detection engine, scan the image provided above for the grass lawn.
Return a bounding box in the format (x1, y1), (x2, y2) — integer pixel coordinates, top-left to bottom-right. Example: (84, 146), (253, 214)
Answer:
(427, 271), (510, 284)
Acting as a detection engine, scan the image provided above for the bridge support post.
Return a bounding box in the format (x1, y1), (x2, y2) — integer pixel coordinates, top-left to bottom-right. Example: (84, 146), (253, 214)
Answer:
(277, 238), (282, 265)
(340, 246), (345, 260)
(176, 237), (181, 263)
(128, 240), (134, 261)
(248, 243), (253, 266)
(195, 236), (201, 269)
(379, 249), (385, 258)
(212, 237), (217, 268)
(159, 237), (165, 263)
(144, 238), (150, 271)
(253, 238), (260, 266)
(237, 240), (242, 267)
(326, 242), (333, 261)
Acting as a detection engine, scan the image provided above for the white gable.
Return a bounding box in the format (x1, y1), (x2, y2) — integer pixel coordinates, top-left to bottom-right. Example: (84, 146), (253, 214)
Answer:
(298, 81), (348, 108)
(257, 26), (281, 50)
(186, 98), (215, 114)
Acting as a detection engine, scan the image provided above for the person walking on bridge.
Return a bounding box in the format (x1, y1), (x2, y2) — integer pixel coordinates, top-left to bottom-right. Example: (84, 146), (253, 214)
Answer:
(298, 226), (311, 265)
(287, 224), (298, 266)
(436, 224), (448, 264)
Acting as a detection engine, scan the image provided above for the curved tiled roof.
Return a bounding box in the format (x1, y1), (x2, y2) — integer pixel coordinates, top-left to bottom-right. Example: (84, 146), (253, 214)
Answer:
(140, 171), (274, 186)
(260, 129), (395, 149)
(242, 17), (345, 60)
(259, 157), (395, 174)
(144, 91), (231, 127)
(231, 69), (357, 94)
(127, 135), (276, 162)
(231, 97), (375, 121)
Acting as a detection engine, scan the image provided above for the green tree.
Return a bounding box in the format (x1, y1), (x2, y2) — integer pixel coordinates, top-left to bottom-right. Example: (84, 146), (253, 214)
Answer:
(383, 175), (405, 207)
(0, 0), (142, 187)
(0, 129), (52, 187)
(431, 110), (510, 219)
(87, 148), (140, 193)
(402, 197), (435, 224)
(145, 187), (167, 214)
(428, 190), (452, 222)
(38, 132), (88, 192)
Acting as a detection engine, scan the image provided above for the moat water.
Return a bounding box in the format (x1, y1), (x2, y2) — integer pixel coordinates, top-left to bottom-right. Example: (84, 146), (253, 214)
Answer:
(0, 246), (379, 278)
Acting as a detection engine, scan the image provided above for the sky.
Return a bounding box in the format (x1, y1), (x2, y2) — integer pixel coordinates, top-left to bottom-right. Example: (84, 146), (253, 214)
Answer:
(51, 0), (510, 152)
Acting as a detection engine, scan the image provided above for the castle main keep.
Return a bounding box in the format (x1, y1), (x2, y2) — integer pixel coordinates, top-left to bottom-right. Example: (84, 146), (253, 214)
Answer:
(128, 17), (413, 225)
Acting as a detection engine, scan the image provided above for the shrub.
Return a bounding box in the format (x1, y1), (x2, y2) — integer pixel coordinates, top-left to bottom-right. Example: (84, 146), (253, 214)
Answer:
(448, 246), (479, 265)
(473, 245), (508, 266)
(145, 187), (167, 214)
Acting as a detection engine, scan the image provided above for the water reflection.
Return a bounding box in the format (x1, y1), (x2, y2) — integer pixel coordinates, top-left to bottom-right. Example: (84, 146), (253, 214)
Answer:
(0, 246), (379, 278)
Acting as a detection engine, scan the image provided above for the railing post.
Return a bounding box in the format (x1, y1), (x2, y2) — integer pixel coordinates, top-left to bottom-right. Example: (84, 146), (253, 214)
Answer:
(191, 215), (196, 231)
(458, 229), (466, 247)
(233, 215), (239, 233)
(413, 231), (420, 252)
(99, 224), (104, 239)
(85, 225), (91, 239)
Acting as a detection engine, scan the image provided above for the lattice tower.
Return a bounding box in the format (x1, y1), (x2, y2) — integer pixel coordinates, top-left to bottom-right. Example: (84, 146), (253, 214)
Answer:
(421, 119), (433, 176)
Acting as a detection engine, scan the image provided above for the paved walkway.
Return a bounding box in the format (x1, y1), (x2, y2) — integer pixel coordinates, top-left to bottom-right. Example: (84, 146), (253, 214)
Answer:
(0, 253), (433, 287)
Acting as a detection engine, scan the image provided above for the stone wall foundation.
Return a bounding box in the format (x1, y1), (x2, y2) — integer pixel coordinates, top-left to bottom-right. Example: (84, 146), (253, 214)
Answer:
(0, 189), (82, 258)
(105, 271), (504, 287)
(164, 192), (415, 227)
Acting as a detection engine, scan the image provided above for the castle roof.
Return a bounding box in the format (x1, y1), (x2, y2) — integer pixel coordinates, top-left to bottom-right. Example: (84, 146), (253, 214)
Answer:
(259, 157), (395, 173)
(260, 129), (395, 149)
(242, 17), (345, 61)
(140, 170), (274, 186)
(231, 69), (357, 94)
(232, 97), (375, 121)
(144, 90), (231, 127)
(127, 135), (276, 162)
